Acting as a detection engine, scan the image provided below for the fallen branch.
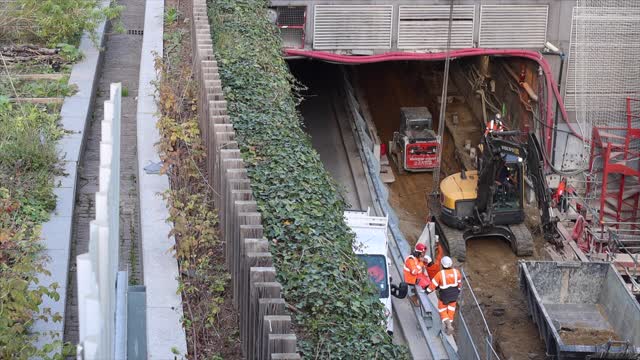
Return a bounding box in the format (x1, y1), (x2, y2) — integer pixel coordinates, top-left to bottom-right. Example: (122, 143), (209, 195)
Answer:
(8, 97), (64, 104)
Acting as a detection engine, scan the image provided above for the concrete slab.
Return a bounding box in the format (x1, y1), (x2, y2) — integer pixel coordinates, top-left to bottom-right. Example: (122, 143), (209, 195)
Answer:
(33, 9), (107, 353)
(142, 246), (182, 308)
(57, 133), (84, 162)
(36, 253), (69, 292)
(32, 291), (67, 332)
(53, 187), (75, 218)
(145, 306), (186, 359)
(56, 161), (78, 189)
(136, 0), (187, 355)
(40, 215), (73, 251)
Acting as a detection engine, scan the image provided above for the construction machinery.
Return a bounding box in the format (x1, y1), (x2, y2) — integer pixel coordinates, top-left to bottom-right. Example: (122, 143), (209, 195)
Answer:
(390, 107), (440, 174)
(437, 131), (559, 261)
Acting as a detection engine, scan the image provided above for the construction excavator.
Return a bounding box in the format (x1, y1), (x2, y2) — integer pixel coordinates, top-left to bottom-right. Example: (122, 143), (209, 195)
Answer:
(436, 130), (560, 261)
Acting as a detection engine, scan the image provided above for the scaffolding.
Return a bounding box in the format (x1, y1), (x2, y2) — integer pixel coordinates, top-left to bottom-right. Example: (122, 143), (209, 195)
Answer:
(573, 0), (640, 132)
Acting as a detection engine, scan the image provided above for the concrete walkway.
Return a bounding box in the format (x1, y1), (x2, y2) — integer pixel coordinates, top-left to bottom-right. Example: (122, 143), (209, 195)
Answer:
(63, 0), (146, 344)
(136, 0), (188, 356)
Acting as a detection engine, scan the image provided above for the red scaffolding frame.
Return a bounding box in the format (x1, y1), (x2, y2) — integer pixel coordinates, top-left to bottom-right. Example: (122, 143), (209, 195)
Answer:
(586, 98), (640, 230)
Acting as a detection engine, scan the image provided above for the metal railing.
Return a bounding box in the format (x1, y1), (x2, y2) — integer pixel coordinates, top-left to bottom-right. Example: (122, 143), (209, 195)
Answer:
(455, 268), (502, 360)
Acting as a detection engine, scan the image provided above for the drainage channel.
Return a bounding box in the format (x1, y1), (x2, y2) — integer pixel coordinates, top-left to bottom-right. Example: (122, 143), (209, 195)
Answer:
(63, 1), (145, 344)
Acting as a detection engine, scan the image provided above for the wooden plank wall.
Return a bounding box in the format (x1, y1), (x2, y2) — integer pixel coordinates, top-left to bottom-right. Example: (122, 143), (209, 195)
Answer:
(190, 1), (300, 359)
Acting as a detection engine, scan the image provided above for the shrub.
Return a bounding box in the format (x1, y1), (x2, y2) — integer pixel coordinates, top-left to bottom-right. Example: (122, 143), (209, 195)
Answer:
(8, 0), (123, 46)
(0, 103), (66, 358)
(208, 0), (407, 358)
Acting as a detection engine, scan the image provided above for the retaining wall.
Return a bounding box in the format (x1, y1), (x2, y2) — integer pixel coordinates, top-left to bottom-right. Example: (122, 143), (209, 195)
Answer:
(190, 1), (301, 358)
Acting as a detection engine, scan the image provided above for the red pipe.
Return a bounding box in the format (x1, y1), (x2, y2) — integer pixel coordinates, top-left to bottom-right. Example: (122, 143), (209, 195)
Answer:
(285, 48), (587, 154)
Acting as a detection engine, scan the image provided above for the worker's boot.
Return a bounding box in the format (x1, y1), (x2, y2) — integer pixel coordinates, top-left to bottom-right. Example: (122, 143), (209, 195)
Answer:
(445, 320), (455, 335)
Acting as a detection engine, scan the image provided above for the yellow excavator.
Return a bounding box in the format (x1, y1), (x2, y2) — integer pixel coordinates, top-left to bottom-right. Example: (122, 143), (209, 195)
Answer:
(436, 131), (559, 261)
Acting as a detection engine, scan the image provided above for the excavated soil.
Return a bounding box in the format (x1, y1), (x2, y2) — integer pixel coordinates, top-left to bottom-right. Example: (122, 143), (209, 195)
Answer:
(353, 60), (548, 359)
(466, 239), (546, 359)
(560, 327), (619, 346)
(353, 62), (466, 244)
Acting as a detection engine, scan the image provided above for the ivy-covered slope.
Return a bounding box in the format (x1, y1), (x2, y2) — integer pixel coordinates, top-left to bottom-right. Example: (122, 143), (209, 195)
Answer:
(208, 0), (406, 358)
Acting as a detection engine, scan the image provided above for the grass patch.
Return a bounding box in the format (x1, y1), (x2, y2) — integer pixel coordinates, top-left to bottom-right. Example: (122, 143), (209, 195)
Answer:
(0, 76), (76, 98)
(0, 101), (70, 358)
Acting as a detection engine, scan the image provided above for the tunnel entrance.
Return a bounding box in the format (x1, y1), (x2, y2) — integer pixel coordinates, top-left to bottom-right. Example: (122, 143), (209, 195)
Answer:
(288, 57), (547, 359)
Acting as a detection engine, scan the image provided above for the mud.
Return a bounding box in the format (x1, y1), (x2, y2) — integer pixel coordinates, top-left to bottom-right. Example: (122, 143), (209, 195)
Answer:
(560, 327), (620, 346)
(353, 62), (469, 244)
(466, 238), (546, 359)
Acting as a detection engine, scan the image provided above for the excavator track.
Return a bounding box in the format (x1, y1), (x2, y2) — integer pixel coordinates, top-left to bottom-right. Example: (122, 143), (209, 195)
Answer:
(435, 218), (534, 262)
(508, 222), (534, 256)
(435, 217), (467, 262)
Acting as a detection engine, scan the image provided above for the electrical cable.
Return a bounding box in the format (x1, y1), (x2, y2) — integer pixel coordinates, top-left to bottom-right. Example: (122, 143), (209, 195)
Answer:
(284, 48), (589, 152)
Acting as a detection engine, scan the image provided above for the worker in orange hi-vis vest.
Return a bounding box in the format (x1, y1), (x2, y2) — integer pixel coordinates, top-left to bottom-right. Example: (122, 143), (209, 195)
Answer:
(427, 256), (462, 335)
(485, 113), (505, 135)
(426, 241), (445, 280)
(403, 243), (432, 305)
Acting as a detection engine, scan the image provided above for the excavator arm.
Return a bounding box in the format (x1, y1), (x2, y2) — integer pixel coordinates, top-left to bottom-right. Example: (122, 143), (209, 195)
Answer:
(525, 133), (561, 246)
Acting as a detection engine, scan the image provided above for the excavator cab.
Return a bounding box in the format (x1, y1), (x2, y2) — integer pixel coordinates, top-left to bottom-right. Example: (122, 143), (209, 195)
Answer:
(490, 155), (525, 224)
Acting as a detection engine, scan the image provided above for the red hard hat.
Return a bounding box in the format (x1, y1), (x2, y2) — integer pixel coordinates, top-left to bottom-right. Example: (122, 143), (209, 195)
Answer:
(415, 243), (426, 252)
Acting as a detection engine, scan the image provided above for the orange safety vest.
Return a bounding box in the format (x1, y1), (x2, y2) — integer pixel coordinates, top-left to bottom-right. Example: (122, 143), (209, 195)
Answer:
(429, 268), (462, 304)
(485, 119), (504, 135)
(403, 255), (425, 285)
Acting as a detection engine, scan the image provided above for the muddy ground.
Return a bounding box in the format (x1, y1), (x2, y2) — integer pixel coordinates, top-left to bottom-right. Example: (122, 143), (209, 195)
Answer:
(352, 60), (548, 359)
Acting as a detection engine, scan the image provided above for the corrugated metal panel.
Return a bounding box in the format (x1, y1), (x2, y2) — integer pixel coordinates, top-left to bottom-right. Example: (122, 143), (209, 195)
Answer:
(313, 5), (393, 50)
(398, 5), (475, 50)
(479, 5), (548, 48)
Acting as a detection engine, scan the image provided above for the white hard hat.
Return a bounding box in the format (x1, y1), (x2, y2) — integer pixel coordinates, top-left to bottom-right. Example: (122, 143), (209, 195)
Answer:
(495, 113), (502, 120)
(424, 255), (433, 264)
(441, 256), (453, 269)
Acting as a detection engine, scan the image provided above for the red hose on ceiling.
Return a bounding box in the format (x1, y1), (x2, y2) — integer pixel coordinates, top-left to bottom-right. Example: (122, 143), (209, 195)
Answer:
(284, 48), (587, 154)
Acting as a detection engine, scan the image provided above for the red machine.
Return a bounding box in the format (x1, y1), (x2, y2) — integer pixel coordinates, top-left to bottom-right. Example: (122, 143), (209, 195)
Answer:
(390, 107), (440, 173)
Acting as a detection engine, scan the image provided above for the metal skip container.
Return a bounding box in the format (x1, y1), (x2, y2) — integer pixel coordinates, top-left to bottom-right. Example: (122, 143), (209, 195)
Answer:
(519, 261), (640, 359)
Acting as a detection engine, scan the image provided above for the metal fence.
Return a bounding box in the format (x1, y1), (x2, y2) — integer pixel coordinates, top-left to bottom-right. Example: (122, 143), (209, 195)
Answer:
(455, 268), (502, 360)
(76, 83), (126, 359)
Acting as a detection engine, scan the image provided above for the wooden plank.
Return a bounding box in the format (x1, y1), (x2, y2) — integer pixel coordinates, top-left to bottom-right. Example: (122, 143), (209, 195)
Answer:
(263, 315), (293, 360)
(0, 73), (65, 80)
(267, 334), (297, 359)
(259, 299), (287, 359)
(8, 97), (64, 104)
(271, 354), (301, 360)
(248, 267), (278, 359)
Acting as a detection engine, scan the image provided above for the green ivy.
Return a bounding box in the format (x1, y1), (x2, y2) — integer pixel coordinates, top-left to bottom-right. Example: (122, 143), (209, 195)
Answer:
(208, 0), (407, 358)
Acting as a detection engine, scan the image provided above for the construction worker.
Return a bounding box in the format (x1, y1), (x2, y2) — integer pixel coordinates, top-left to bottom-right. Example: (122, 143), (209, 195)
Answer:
(404, 243), (432, 304)
(485, 113), (504, 135)
(427, 256), (462, 335)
